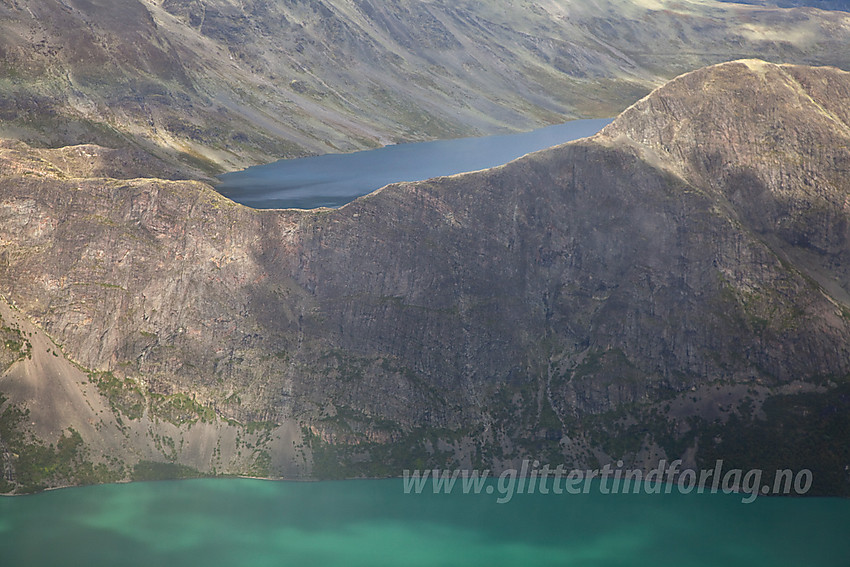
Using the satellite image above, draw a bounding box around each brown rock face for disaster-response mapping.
[1,60,849,493]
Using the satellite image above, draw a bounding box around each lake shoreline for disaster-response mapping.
[215,118,613,210]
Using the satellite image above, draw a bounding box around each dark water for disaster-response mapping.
[216,119,612,209]
[1,478,848,566]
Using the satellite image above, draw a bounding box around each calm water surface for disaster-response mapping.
[1,478,848,566]
[216,119,612,209]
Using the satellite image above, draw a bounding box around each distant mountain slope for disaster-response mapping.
[2,0,850,175]
[716,0,849,11]
[1,60,849,494]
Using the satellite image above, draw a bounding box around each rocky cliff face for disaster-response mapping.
[1,60,849,494]
[2,0,850,174]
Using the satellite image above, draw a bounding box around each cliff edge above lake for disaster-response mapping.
[1,60,849,494]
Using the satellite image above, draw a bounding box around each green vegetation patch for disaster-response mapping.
[303,422,479,480]
[149,392,216,426]
[132,460,203,482]
[88,370,216,425]
[0,322,33,370]
[0,394,124,493]
[695,382,850,496]
[246,450,272,478]
[89,371,145,420]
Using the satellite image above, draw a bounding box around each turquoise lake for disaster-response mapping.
[1,478,848,566]
[216,118,612,209]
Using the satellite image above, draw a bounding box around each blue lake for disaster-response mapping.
[216,119,612,209]
[1,478,849,566]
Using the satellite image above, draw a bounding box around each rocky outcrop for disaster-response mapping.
[1,60,849,493]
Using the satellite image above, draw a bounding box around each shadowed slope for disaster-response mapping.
[1,60,849,492]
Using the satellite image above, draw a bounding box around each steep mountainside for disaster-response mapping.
[717,0,849,10]
[2,0,850,174]
[1,60,849,494]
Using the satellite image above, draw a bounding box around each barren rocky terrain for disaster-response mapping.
[1,59,848,494]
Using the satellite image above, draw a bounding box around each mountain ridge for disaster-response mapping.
[1,59,849,494]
